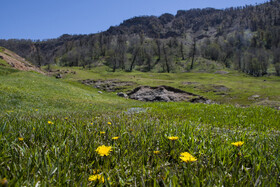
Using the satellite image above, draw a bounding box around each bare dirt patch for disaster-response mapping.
[0,48,44,74]
[47,69,76,78]
[126,85,212,103]
[82,79,136,92]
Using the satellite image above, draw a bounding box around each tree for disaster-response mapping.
[189,37,196,70]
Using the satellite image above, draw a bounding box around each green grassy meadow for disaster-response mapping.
[0,66,280,186]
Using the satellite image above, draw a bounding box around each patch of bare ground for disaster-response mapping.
[126,85,212,103]
[81,79,136,92]
[46,69,76,78]
[0,48,44,74]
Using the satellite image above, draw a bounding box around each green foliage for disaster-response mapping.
[0,102,279,186]
[1,1,280,75]
[0,46,5,52]
[0,67,280,185]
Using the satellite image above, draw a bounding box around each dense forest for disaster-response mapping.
[1,0,280,76]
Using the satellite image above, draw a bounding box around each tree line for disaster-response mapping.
[0,0,280,76]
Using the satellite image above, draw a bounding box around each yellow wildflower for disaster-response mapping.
[35,109,38,111]
[107,122,112,125]
[153,151,160,154]
[100,131,105,134]
[18,137,24,141]
[65,117,68,120]
[90,122,93,125]
[88,174,104,183]
[48,121,54,125]
[33,127,35,131]
[96,145,112,156]
[180,152,197,163]
[180,152,192,157]
[168,136,179,141]
[112,137,119,140]
[231,141,244,147]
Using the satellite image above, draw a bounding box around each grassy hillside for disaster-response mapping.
[0,66,280,186]
[49,66,280,107]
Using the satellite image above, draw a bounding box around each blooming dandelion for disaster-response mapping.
[96,145,112,156]
[33,127,35,131]
[112,137,119,140]
[231,141,244,147]
[153,151,160,154]
[18,137,24,141]
[180,152,197,163]
[100,131,105,134]
[168,136,179,141]
[107,122,112,125]
[88,174,104,183]
[48,121,54,125]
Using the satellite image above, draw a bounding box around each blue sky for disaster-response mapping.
[0,0,267,40]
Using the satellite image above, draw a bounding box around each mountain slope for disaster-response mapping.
[0,47,44,74]
[0,0,280,75]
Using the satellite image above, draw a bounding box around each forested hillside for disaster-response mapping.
[1,0,280,76]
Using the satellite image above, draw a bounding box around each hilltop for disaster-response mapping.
[0,0,279,76]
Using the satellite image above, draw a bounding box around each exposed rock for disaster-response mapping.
[249,95,260,100]
[117,92,128,98]
[126,85,212,103]
[56,74,62,79]
[81,79,136,92]
[98,91,103,94]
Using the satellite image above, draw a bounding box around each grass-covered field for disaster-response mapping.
[0,66,280,186]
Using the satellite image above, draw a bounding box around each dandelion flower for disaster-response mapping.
[96,145,112,156]
[90,123,93,125]
[180,152,197,163]
[65,117,68,120]
[231,141,244,147]
[180,152,192,157]
[112,137,119,140]
[100,131,105,134]
[48,121,54,125]
[153,151,160,154]
[107,122,112,125]
[168,136,179,141]
[88,174,104,183]
[33,127,35,131]
[18,137,24,141]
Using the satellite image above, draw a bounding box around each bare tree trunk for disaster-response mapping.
[180,42,185,60]
[35,44,42,67]
[162,44,170,73]
[190,38,196,70]
[156,39,161,61]
[129,48,139,72]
